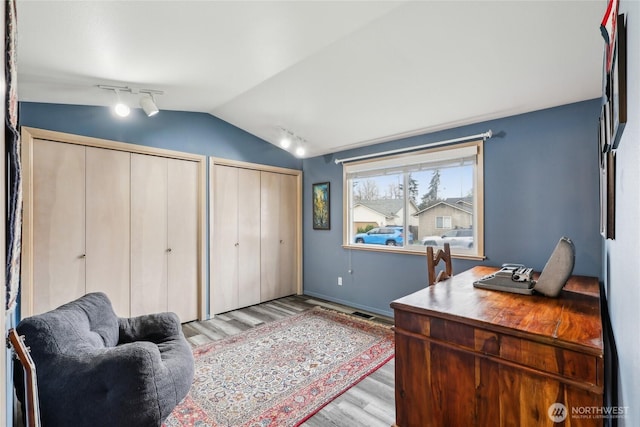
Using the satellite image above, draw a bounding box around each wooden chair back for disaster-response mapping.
[426,243,452,286]
[8,329,41,427]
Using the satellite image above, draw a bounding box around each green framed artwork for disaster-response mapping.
[312,182,330,230]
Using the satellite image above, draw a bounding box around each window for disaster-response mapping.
[344,141,484,258]
[436,216,452,229]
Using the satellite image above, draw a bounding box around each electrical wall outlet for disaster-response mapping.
[337,277,343,286]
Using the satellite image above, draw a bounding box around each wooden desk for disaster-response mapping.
[391,266,604,427]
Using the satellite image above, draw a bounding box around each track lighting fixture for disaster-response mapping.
[295,140,306,157]
[114,99,130,117]
[279,128,293,149]
[111,88,130,117]
[140,94,159,117]
[281,135,292,149]
[279,127,307,158]
[98,84,164,118]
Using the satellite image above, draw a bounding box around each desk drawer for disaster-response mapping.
[395,311,476,350]
[475,330,602,386]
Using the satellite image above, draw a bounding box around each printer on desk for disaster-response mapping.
[473,237,575,297]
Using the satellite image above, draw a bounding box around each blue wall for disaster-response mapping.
[19,99,603,320]
[302,99,602,317]
[19,102,302,170]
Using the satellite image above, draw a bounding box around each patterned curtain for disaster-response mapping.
[5,0,21,313]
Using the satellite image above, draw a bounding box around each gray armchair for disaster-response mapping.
[14,292,194,427]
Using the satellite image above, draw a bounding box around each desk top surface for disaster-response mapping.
[390,266,603,354]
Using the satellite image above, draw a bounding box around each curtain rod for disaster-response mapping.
[334,130,493,165]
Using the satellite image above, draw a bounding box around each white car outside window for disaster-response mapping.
[421,228,474,248]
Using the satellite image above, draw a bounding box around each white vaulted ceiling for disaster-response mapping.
[17,1,605,157]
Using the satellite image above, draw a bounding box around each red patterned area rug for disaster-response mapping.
[163,307,394,427]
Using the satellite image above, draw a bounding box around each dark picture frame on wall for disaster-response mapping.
[600,101,612,156]
[600,149,616,240]
[312,182,330,230]
[606,151,616,239]
[610,14,627,149]
[598,102,615,239]
[599,161,606,238]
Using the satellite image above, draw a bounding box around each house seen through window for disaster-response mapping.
[343,141,484,258]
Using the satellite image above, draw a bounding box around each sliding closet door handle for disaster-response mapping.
[166,248,172,253]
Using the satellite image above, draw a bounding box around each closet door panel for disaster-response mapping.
[279,174,298,296]
[167,158,199,322]
[85,147,131,317]
[238,168,261,307]
[131,154,168,316]
[260,171,281,302]
[211,165,239,314]
[32,139,86,315]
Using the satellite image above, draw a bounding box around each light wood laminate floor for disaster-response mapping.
[182,295,396,427]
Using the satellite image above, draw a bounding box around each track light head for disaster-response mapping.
[114,101,130,117]
[140,94,159,117]
[295,137,307,157]
[114,103,131,117]
[106,87,130,117]
[279,127,294,149]
[295,145,306,157]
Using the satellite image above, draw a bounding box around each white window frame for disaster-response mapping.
[342,140,484,259]
[436,216,452,229]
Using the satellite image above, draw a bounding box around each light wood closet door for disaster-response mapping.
[211,165,239,314]
[237,168,261,307]
[131,154,168,316]
[260,171,297,302]
[32,139,86,315]
[167,158,199,322]
[211,166,261,314]
[260,171,280,302]
[85,147,131,317]
[278,173,298,296]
